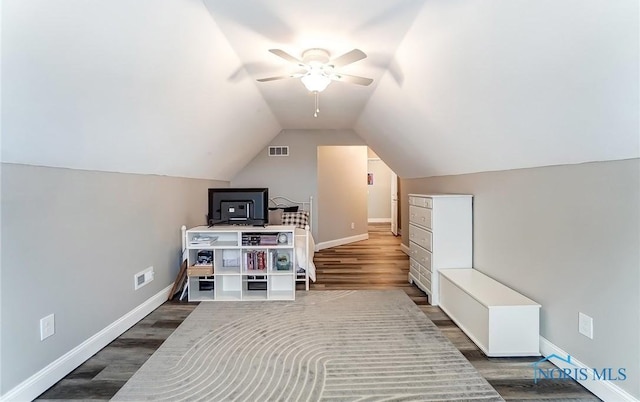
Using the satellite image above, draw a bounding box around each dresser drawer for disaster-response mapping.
[409,244,419,261]
[409,258,420,278]
[420,263,431,278]
[409,196,433,209]
[409,205,432,229]
[421,273,432,291]
[410,256,431,277]
[409,224,432,252]
[413,244,432,270]
[410,258,431,295]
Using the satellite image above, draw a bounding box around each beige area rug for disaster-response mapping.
[112,290,503,401]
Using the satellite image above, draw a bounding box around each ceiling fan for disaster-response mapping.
[257,48,374,117]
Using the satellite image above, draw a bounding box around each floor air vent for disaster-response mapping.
[268,146,289,156]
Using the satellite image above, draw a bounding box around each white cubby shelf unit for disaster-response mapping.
[185,225,297,301]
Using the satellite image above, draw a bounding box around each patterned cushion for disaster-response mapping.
[281,211,309,229]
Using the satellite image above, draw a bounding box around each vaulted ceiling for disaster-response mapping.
[2,0,638,180]
[200,0,425,130]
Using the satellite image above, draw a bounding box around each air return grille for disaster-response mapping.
[134,267,154,290]
[268,146,289,156]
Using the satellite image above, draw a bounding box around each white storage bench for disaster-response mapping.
[439,268,541,357]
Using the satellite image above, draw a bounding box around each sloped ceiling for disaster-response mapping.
[200,0,425,129]
[2,0,638,181]
[2,0,281,180]
[356,0,639,178]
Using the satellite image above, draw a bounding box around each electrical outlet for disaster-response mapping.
[351,222,355,230]
[40,314,55,340]
[579,312,593,339]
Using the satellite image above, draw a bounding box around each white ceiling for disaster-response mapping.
[2,0,638,181]
[200,0,426,129]
[2,0,281,180]
[356,0,639,178]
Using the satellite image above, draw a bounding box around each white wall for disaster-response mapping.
[0,164,226,396]
[231,129,366,241]
[402,158,640,399]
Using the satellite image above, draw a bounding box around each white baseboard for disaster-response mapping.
[315,233,369,251]
[1,285,173,402]
[539,336,638,402]
[401,243,410,256]
[368,218,391,223]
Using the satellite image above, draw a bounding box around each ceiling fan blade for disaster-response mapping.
[330,49,367,68]
[268,49,303,65]
[256,75,296,82]
[331,73,374,86]
[257,71,306,82]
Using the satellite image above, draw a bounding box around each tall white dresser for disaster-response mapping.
[408,194,473,305]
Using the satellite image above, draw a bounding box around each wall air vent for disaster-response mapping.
[268,146,289,156]
[134,266,154,290]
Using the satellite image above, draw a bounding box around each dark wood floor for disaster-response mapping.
[36,223,599,401]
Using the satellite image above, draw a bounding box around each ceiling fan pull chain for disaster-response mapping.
[314,91,319,117]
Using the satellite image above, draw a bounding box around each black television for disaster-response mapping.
[208,188,269,226]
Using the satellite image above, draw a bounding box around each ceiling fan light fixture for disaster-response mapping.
[258,47,373,118]
[301,73,331,92]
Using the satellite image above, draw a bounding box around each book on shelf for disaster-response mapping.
[245,250,267,271]
[260,234,278,245]
[190,235,218,247]
[242,234,261,246]
[241,233,279,246]
[190,242,213,247]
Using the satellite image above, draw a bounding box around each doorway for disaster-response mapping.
[367,149,399,236]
